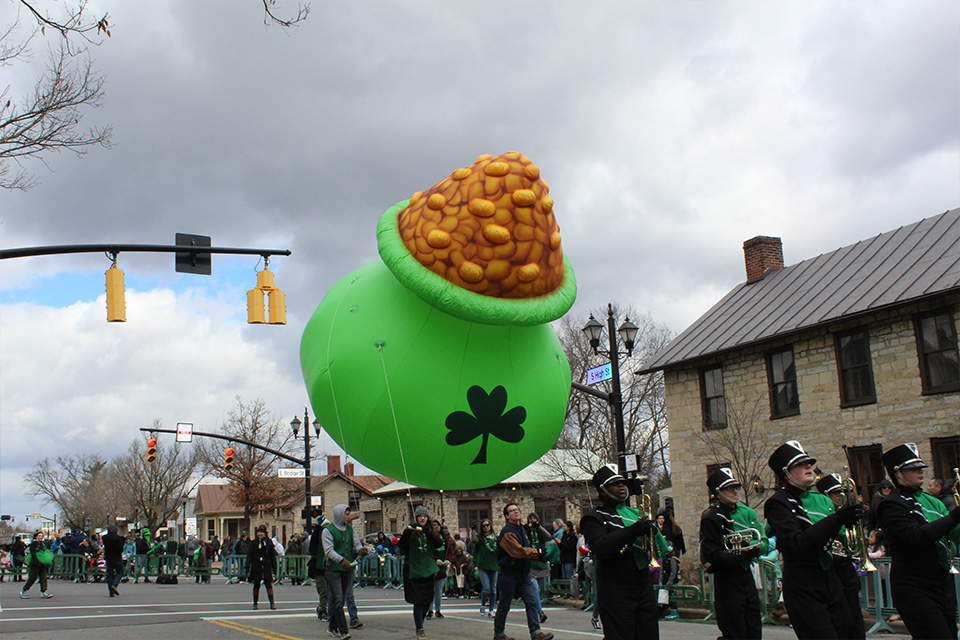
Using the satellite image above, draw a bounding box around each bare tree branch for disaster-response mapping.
[261,0,310,27]
[556,305,674,486]
[2,1,309,190]
[194,397,299,534]
[24,453,114,531]
[114,419,201,534]
[23,421,201,535]
[693,393,785,507]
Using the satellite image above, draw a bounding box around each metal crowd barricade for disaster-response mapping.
[697,566,716,622]
[859,557,960,631]
[277,554,310,583]
[860,558,896,634]
[155,554,184,576]
[222,554,247,583]
[51,553,88,582]
[385,555,404,588]
[757,558,783,625]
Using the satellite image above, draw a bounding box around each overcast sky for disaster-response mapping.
[1,1,957,524]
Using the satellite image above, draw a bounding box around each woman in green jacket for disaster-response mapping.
[398,506,444,639]
[471,519,499,617]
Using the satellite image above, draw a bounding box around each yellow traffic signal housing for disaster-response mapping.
[106,266,126,322]
[247,288,266,324]
[257,269,275,291]
[224,447,234,471]
[146,438,157,463]
[268,289,286,325]
[247,267,285,324]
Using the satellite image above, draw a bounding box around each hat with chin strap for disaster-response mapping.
[815,473,843,495]
[882,443,927,480]
[592,463,626,491]
[707,467,741,495]
[768,440,816,477]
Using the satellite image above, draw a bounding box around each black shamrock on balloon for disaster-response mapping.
[445,385,526,465]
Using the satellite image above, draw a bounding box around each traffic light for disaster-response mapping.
[246,287,266,324]
[106,263,126,322]
[146,438,157,463]
[301,506,321,520]
[268,289,286,325]
[224,447,234,471]
[247,266,286,325]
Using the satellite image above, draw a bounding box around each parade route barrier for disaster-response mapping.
[757,558,784,625]
[0,566,28,580]
[697,566,716,622]
[859,557,960,631]
[355,555,403,588]
[548,578,571,597]
[52,554,89,582]
[221,554,247,583]
[278,554,310,583]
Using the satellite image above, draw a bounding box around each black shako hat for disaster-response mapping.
[592,463,626,491]
[882,443,927,480]
[768,440,816,477]
[815,473,843,495]
[707,468,741,495]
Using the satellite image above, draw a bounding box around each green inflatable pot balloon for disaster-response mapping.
[300,153,576,489]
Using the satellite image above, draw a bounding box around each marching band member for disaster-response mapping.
[875,443,960,639]
[763,441,862,639]
[699,468,771,639]
[814,473,865,639]
[581,464,670,640]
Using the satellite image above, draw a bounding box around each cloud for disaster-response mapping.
[2,0,958,519]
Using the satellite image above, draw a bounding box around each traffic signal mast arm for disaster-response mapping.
[140,427,305,466]
[572,380,610,402]
[0,244,291,260]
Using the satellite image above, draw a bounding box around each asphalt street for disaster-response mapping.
[0,578,912,640]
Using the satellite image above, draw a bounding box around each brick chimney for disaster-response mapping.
[343,462,355,476]
[743,236,784,283]
[327,455,341,474]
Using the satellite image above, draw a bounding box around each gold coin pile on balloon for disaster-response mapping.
[396,152,564,299]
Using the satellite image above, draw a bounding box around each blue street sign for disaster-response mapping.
[587,362,613,385]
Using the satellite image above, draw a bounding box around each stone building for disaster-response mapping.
[194,455,392,544]
[372,449,600,539]
[640,207,960,575]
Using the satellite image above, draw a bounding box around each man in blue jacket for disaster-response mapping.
[493,502,554,640]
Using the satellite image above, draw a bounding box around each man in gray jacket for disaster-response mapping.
[321,505,369,639]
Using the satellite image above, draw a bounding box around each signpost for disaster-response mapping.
[176,422,194,443]
[587,362,613,385]
[278,468,306,478]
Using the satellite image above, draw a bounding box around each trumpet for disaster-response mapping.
[639,494,660,569]
[840,473,876,573]
[723,527,763,554]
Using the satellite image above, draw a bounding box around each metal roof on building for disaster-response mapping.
[640,207,960,373]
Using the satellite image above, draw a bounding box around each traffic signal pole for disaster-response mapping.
[0,243,291,260]
[140,427,305,466]
[1,238,292,323]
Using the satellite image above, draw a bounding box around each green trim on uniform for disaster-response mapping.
[914,490,960,571]
[730,503,771,570]
[800,489,838,571]
[615,502,671,570]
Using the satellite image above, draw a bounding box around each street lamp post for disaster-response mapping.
[290,408,322,530]
[581,303,639,475]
